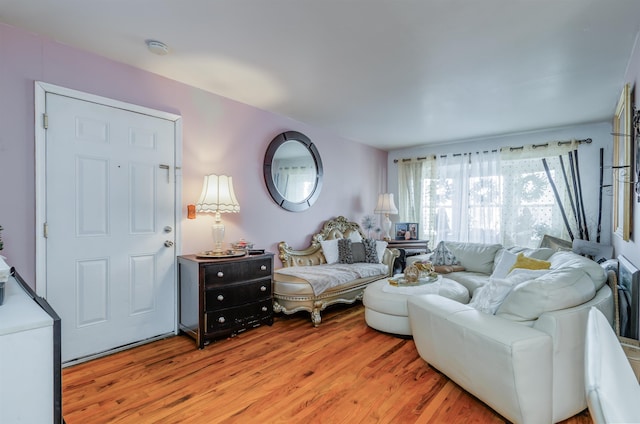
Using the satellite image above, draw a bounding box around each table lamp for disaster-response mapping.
[195,174,240,253]
[374,193,398,241]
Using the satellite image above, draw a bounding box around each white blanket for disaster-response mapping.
[275,263,388,295]
[0,256,10,283]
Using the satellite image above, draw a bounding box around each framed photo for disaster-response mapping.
[395,222,418,240]
[539,234,572,251]
[613,83,633,240]
[618,255,640,340]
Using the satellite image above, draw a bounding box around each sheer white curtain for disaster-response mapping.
[397,158,434,240]
[433,151,501,244]
[396,140,582,249]
[500,141,579,247]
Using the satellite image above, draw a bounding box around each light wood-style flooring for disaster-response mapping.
[62,304,592,423]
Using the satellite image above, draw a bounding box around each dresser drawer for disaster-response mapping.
[203,257,272,285]
[178,253,274,348]
[205,278,272,309]
[205,298,273,335]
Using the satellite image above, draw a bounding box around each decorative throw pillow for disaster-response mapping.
[431,241,460,266]
[509,253,551,272]
[363,238,379,263]
[491,250,518,279]
[375,240,388,264]
[469,270,548,314]
[351,242,367,263]
[348,231,363,243]
[338,238,354,264]
[320,239,340,264]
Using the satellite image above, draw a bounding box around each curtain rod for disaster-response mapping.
[393,138,592,164]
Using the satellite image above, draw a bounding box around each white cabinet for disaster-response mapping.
[0,275,59,423]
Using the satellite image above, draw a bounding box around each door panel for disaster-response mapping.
[45,93,176,363]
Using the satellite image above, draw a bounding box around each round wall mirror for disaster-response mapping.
[263,131,323,212]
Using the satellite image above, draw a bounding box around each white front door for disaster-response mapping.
[43,91,177,363]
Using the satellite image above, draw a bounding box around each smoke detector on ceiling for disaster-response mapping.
[145,40,169,56]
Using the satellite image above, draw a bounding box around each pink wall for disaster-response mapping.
[0,23,388,287]
[613,31,640,269]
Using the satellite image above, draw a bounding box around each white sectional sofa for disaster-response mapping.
[407,241,614,424]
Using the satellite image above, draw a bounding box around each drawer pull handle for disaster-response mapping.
[218,317,226,323]
[217,271,224,278]
[262,306,268,312]
[217,294,224,301]
[260,265,267,271]
[260,286,267,292]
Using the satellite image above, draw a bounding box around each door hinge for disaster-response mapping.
[43,222,49,238]
[43,113,49,129]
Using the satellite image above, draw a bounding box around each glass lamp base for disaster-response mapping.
[212,222,225,253]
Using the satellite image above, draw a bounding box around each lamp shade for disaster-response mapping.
[195,174,240,213]
[374,193,398,215]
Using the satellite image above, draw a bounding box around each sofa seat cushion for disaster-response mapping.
[496,267,596,322]
[444,271,491,296]
[274,263,388,296]
[445,242,503,274]
[549,251,607,291]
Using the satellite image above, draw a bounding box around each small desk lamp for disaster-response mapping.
[374,193,398,241]
[195,174,240,253]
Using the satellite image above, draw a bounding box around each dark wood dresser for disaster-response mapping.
[178,253,274,348]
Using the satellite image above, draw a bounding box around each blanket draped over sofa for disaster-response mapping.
[275,263,388,296]
[273,216,399,326]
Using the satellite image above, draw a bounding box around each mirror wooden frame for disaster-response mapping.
[263,131,323,212]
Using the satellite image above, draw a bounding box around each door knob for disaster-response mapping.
[164,240,174,247]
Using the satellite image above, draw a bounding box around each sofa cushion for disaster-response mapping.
[351,242,367,263]
[496,267,596,322]
[337,238,380,264]
[508,246,555,261]
[338,239,353,263]
[320,239,340,264]
[492,247,555,273]
[445,242,503,274]
[445,271,491,296]
[469,269,551,314]
[548,251,607,291]
[510,253,551,272]
[375,240,388,264]
[491,250,518,279]
[431,241,460,266]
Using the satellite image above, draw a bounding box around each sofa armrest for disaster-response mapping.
[408,295,552,424]
[278,241,326,267]
[381,248,400,277]
[531,284,614,422]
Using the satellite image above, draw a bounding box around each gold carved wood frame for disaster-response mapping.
[613,83,633,241]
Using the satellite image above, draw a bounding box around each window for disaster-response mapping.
[398,141,579,248]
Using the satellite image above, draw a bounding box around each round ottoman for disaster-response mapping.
[363,277,470,336]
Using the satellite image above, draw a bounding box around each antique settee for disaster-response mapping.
[273,216,399,326]
[406,241,615,424]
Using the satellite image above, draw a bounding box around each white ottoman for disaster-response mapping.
[363,276,470,335]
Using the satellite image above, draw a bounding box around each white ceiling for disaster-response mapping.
[1,0,639,150]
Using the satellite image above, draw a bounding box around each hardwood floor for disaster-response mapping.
[62,304,592,423]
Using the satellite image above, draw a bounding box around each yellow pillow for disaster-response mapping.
[509,253,551,272]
